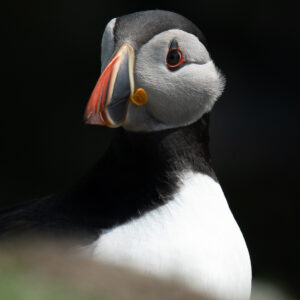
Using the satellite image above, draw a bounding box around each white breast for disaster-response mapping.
[88,171,252,300]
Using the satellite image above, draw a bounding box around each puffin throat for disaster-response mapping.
[113,114,216,182]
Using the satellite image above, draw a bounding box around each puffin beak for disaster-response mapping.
[84,43,136,127]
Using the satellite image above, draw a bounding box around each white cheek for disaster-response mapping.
[127,29,224,131]
[136,59,223,125]
[134,29,224,127]
[180,62,224,111]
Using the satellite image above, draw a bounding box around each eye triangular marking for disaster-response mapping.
[170,39,178,50]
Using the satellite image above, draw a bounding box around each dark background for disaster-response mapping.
[1,0,299,297]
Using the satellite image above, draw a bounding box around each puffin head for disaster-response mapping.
[85,10,225,132]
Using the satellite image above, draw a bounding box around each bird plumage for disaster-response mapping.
[0,10,251,300]
[0,115,213,238]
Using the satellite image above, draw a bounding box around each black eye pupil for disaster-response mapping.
[167,50,181,66]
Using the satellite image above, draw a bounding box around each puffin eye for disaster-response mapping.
[167,50,181,65]
[166,40,185,70]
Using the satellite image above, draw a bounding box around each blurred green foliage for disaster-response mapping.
[0,266,107,300]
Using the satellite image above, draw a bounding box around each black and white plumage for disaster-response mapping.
[0,10,251,300]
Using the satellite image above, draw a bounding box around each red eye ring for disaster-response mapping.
[166,48,185,69]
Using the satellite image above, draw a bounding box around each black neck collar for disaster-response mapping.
[42,114,217,237]
[110,113,216,179]
[0,114,217,241]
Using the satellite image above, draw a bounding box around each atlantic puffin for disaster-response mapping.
[0,10,251,300]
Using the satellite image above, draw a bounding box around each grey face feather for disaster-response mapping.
[100,11,225,132]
